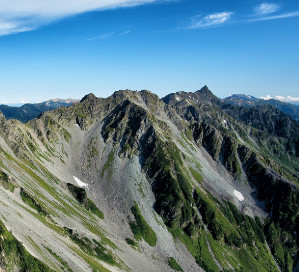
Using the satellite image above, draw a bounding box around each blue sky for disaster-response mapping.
[0,0,299,105]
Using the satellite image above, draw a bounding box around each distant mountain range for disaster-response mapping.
[1,94,298,125]
[222,94,299,122]
[0,98,78,123]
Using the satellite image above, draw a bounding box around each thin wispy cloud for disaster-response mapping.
[188,12,233,29]
[87,30,131,41]
[276,96,299,102]
[254,3,280,15]
[119,30,131,35]
[186,2,299,30]
[0,0,161,36]
[0,20,34,36]
[87,32,115,41]
[250,2,299,22]
[251,11,299,22]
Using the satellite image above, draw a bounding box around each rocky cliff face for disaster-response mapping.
[0,88,298,272]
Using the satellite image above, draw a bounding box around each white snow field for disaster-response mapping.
[73,176,88,188]
[234,190,244,201]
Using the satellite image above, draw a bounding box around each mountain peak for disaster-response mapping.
[80,93,97,103]
[226,94,258,101]
[194,85,220,105]
[197,85,211,94]
[195,85,216,98]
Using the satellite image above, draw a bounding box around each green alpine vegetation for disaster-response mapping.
[129,202,157,246]
[20,188,49,217]
[0,169,16,192]
[125,238,138,247]
[64,227,117,266]
[45,247,73,272]
[0,219,52,271]
[168,257,183,271]
[67,183,104,219]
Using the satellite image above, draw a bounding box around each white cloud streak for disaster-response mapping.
[261,95,272,100]
[119,30,131,35]
[188,12,233,29]
[276,95,299,102]
[254,3,280,15]
[286,96,299,102]
[276,96,285,100]
[186,3,299,31]
[261,95,299,102]
[87,30,131,40]
[87,32,115,41]
[251,11,299,22]
[251,3,299,22]
[0,0,160,36]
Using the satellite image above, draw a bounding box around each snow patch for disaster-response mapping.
[175,96,180,101]
[234,190,244,201]
[223,120,227,124]
[73,176,88,188]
